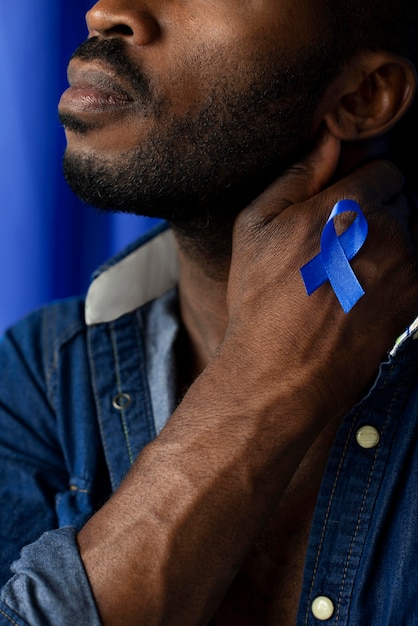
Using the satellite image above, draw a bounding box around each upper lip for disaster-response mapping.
[66,59,134,102]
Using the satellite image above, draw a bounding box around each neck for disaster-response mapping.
[170,135,389,380]
[333,136,390,180]
[172,221,233,378]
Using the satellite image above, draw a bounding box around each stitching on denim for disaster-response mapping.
[0,608,21,626]
[69,485,91,494]
[135,308,157,440]
[333,451,378,624]
[303,415,358,625]
[45,312,84,385]
[42,305,54,389]
[44,305,86,410]
[110,323,134,466]
[334,370,395,624]
[88,328,116,489]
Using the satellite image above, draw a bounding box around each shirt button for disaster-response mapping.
[112,392,133,410]
[356,425,380,449]
[311,596,335,620]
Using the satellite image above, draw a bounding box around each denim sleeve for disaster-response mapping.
[0,527,101,626]
[0,302,104,624]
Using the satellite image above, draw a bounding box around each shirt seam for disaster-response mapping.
[303,363,396,625]
[0,606,24,626]
[88,326,117,490]
[303,414,358,625]
[110,322,135,467]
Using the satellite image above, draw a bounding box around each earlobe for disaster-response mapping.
[324,52,417,141]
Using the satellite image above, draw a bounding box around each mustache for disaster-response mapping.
[70,37,151,101]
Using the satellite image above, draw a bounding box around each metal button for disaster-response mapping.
[112,392,133,410]
[311,596,335,620]
[356,425,380,449]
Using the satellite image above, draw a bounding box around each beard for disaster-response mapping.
[61,37,338,249]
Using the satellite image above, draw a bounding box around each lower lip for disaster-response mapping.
[59,86,133,114]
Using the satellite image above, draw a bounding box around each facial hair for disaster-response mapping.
[61,37,338,245]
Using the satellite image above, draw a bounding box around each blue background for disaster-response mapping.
[0,2,159,334]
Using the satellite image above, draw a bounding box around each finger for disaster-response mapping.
[326,159,405,210]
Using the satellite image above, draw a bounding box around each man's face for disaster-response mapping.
[60,0,336,226]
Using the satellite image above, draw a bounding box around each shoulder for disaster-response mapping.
[2,294,87,346]
[0,296,87,398]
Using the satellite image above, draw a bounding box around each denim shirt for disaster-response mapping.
[1,221,418,625]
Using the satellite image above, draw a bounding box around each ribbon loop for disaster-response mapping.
[300,199,368,314]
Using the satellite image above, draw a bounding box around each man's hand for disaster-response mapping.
[77,132,418,626]
[225,131,418,427]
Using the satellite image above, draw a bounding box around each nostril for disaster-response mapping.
[111,24,134,36]
[86,8,159,46]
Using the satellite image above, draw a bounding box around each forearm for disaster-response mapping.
[79,139,418,624]
[78,342,321,626]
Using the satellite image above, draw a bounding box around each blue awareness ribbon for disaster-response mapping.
[300,199,368,314]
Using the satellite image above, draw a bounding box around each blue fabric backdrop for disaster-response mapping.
[0,2,160,334]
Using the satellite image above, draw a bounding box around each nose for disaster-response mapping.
[86,0,159,46]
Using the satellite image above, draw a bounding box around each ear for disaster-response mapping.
[323,51,417,140]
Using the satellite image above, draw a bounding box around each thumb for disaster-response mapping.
[240,130,341,224]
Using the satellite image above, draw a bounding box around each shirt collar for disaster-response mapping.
[85,223,180,326]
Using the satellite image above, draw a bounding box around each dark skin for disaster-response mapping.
[78,140,418,626]
[57,0,418,624]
